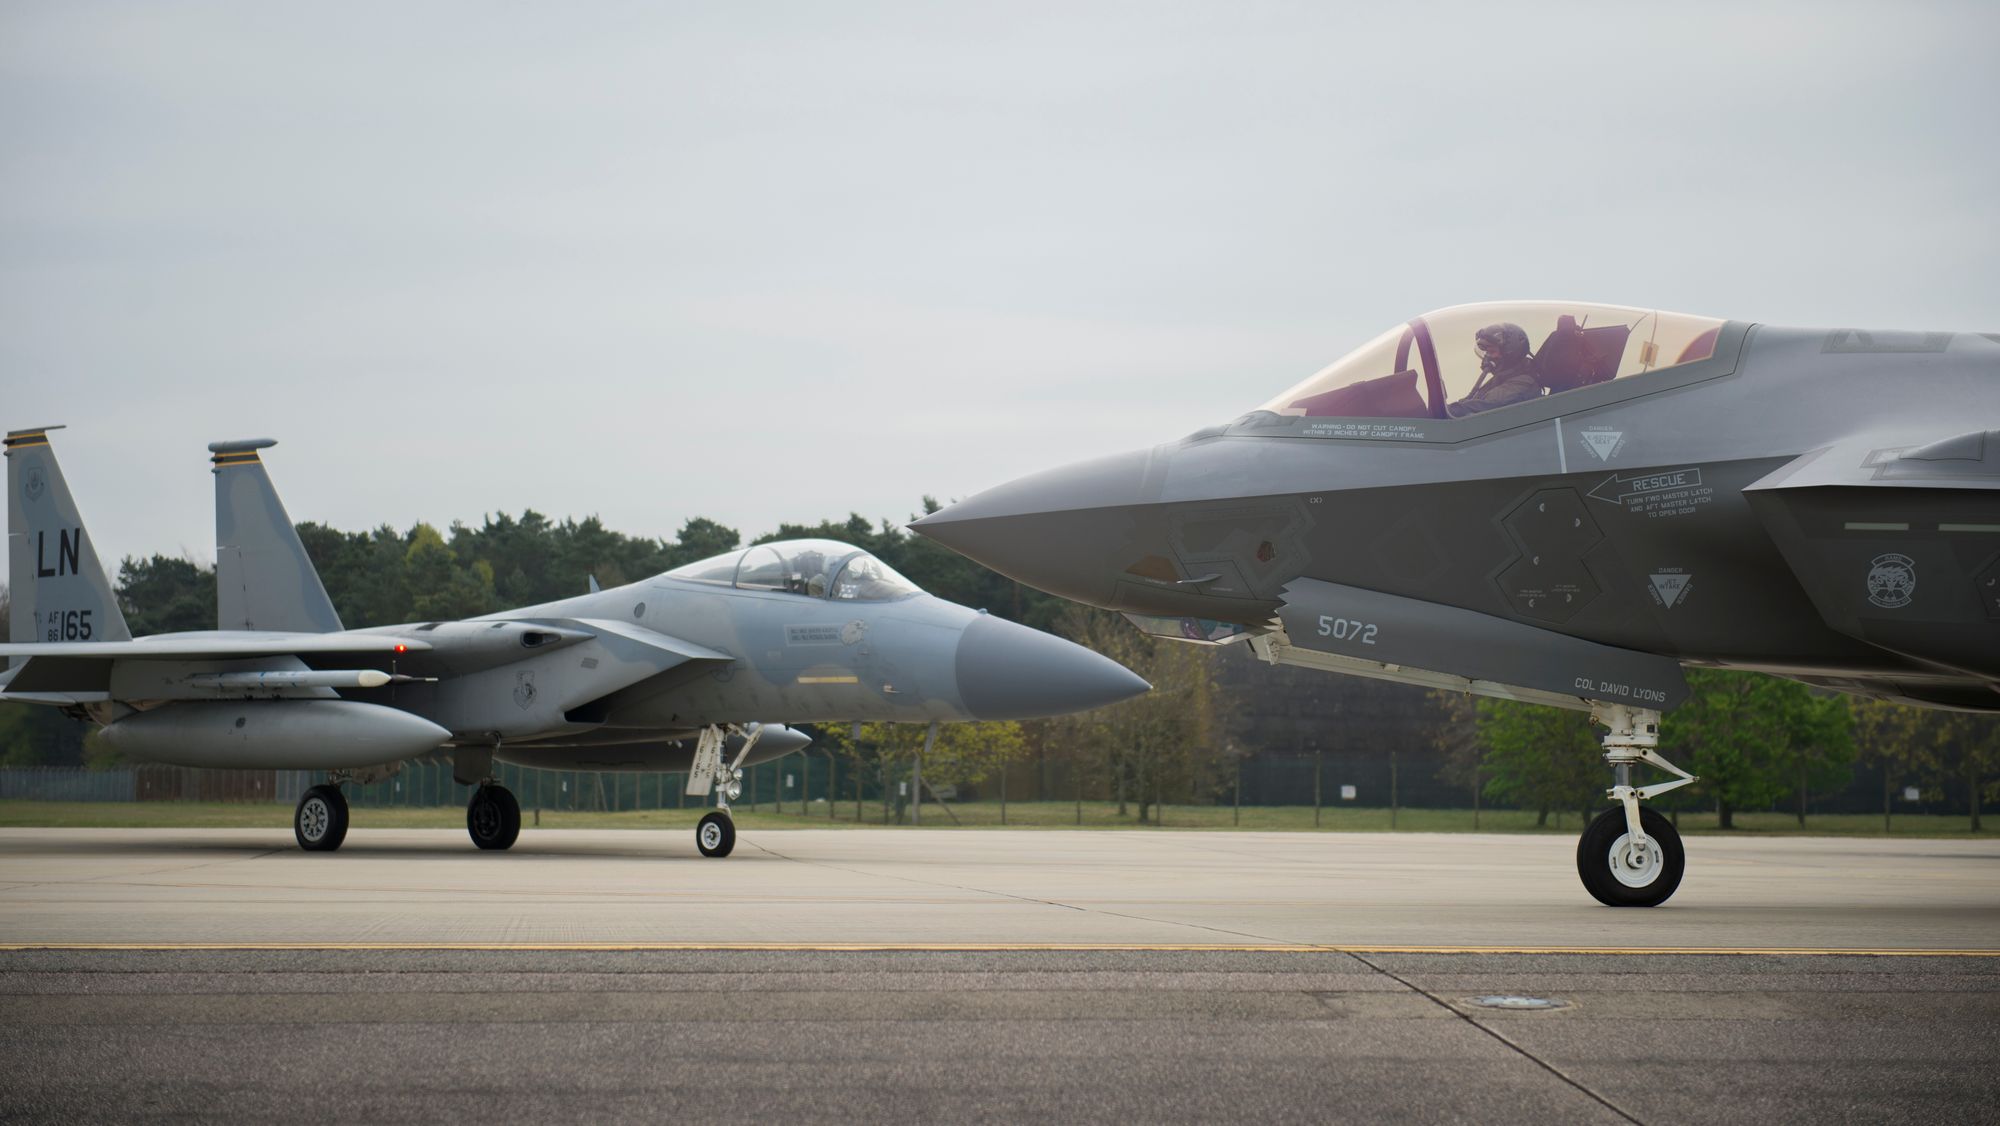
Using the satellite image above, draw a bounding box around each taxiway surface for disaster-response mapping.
[3,829,1996,1123]
[0,826,1995,950]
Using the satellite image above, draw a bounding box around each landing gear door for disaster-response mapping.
[1274,578,1689,711]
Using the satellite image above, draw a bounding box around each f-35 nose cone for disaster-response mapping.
[953,614,1150,720]
[913,448,1159,608]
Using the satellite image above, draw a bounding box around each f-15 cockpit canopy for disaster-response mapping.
[666,539,923,602]
[1255,301,1728,423]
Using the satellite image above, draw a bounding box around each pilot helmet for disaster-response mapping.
[1474,323,1531,373]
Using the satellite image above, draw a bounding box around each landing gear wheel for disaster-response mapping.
[466,784,521,851]
[1577,806,1684,907]
[294,784,349,852]
[696,811,735,858]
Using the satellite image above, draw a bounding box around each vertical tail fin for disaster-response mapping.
[211,439,343,633]
[6,426,133,646]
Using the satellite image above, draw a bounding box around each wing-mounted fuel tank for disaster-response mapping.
[98,699,450,769]
[1746,432,2000,682]
[1259,577,1689,711]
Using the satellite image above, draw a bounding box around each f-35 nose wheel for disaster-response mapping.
[1577,806,1684,907]
[696,811,735,858]
[294,784,349,852]
[1583,704,1696,907]
[467,784,521,851]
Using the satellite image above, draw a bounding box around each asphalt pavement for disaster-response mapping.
[2,827,1995,1122]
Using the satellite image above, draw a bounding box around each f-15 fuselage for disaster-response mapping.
[333,536,1146,769]
[2,430,1147,855]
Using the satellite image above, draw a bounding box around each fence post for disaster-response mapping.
[1314,748,1322,828]
[1390,750,1399,831]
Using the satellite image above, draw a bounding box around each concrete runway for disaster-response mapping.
[3,828,1997,1123]
[1,827,1995,949]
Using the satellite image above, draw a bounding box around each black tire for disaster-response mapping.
[696,811,736,858]
[294,785,349,852]
[467,785,522,851]
[1577,806,1684,907]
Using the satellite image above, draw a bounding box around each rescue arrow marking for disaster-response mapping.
[1588,467,1703,505]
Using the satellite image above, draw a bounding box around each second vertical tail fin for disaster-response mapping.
[211,440,343,633]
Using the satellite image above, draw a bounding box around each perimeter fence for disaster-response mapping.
[0,751,1953,820]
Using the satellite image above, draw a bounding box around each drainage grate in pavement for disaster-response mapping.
[1467,995,1569,1011]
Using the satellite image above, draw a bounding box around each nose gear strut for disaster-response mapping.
[685,723,766,858]
[1580,704,1697,907]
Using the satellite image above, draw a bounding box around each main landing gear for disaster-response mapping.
[294,783,350,852]
[686,723,766,858]
[1578,705,1697,907]
[466,783,522,851]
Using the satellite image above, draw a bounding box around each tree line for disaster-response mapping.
[1,502,1995,828]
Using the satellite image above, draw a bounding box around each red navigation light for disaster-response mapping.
[394,644,408,653]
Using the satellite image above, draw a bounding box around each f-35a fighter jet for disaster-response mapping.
[3,428,1147,857]
[915,300,2000,906]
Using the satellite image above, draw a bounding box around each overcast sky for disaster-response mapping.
[4,1,1996,568]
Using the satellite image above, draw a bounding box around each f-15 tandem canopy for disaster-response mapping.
[666,539,922,602]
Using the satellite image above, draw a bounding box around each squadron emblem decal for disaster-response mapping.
[512,670,538,709]
[1866,553,1916,609]
[22,466,45,503]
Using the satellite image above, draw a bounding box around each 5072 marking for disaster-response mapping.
[1316,615,1376,644]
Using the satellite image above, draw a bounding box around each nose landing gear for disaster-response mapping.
[685,723,764,858]
[1579,704,1696,907]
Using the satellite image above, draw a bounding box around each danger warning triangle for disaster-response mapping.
[1650,573,1691,608]
[1581,430,1624,461]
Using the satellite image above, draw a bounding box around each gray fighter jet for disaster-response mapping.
[913,300,2000,906]
[2,428,1147,857]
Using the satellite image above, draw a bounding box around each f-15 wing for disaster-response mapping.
[0,633,436,705]
[0,634,431,660]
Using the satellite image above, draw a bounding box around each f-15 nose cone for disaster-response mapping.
[954,614,1150,720]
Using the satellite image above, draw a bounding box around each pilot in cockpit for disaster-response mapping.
[784,549,832,598]
[1446,323,1541,418]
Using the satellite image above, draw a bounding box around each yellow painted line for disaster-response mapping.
[795,675,860,685]
[2,942,1996,956]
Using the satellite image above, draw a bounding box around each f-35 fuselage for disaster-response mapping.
[918,310,2000,712]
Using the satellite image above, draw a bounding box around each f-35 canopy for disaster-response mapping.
[666,539,922,602]
[1258,301,1727,422]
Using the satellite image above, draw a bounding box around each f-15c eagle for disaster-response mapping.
[2,429,1147,858]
